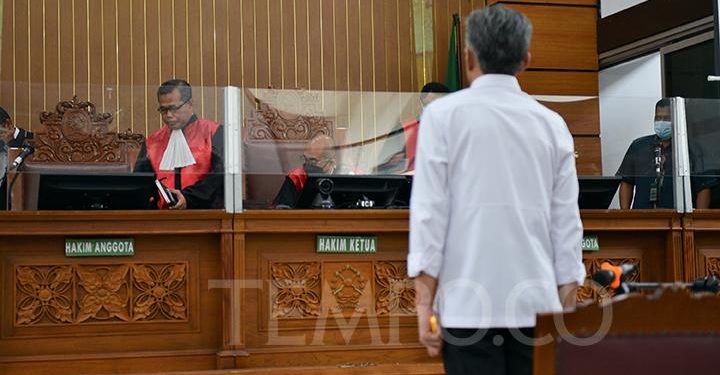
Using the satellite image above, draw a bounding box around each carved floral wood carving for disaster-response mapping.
[706,257,720,279]
[375,262,415,316]
[76,265,130,323]
[577,258,641,303]
[271,262,322,318]
[132,264,188,321]
[15,263,188,326]
[329,264,367,314]
[16,266,74,325]
[245,98,333,141]
[32,97,144,163]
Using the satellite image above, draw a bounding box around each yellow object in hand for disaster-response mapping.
[429,315,438,334]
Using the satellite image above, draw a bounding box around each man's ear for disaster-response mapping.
[464,47,475,71]
[518,52,532,73]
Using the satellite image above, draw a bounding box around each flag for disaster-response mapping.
[445,14,462,92]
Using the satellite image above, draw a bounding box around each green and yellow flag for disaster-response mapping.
[445,14,462,92]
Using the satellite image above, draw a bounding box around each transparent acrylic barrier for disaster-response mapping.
[685,98,720,210]
[1,82,226,211]
[230,88,430,210]
[599,96,682,210]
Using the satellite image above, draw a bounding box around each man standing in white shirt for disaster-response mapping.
[408,5,585,375]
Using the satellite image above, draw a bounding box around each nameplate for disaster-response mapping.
[316,235,377,253]
[65,238,135,257]
[582,234,599,252]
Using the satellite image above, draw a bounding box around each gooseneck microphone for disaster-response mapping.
[11,144,35,170]
[592,262,719,295]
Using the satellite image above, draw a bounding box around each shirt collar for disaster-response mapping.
[469,74,522,92]
[13,128,19,139]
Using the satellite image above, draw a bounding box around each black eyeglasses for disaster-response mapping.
[157,97,191,114]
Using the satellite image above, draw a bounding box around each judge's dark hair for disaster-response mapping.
[420,82,451,101]
[157,79,193,102]
[465,5,532,75]
[0,106,11,125]
[656,98,671,110]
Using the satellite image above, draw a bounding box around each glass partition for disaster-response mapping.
[599,95,682,210]
[230,87,432,210]
[685,98,720,210]
[2,83,227,212]
[0,82,706,213]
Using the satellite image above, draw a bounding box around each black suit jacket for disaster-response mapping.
[1,128,33,210]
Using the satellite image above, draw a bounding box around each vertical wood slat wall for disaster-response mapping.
[0,0,596,137]
[1,0,450,136]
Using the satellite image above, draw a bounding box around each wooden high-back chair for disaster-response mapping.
[8,97,144,210]
[242,91,335,208]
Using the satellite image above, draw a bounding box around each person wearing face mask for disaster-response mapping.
[134,79,224,209]
[616,98,710,209]
[273,134,337,208]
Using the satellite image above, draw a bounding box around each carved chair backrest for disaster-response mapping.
[8,97,145,210]
[242,93,334,207]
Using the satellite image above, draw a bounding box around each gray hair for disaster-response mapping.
[465,5,533,76]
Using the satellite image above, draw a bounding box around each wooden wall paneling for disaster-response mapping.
[276,0,291,89]
[383,0,399,92]
[296,0,310,90]
[321,0,336,91]
[372,0,387,93]
[240,0,255,89]
[540,98,599,135]
[129,0,144,135]
[59,0,75,104]
[518,70,598,96]
[347,0,362,91]
[360,0,375,93]
[489,0,597,6]
[0,2,10,105]
[200,0,217,120]
[500,3,598,71]
[574,136,602,175]
[308,0,323,91]
[13,0,29,130]
[334,0,349,91]
[172,0,189,84]
[116,0,132,133]
[254,0,270,89]
[45,0,60,116]
[398,0,414,92]
[187,0,202,119]
[102,0,119,132]
[29,0,45,127]
[88,0,104,115]
[74,0,89,103]
[146,0,162,132]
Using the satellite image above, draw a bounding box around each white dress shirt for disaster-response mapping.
[408,74,586,328]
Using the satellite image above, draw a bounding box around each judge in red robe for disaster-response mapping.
[375,82,450,174]
[134,79,224,209]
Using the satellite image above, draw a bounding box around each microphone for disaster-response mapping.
[11,144,35,169]
[591,262,638,295]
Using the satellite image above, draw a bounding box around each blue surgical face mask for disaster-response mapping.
[654,120,672,140]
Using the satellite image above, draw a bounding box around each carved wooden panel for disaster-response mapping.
[32,97,144,163]
[328,264,368,314]
[270,262,322,318]
[244,91,333,142]
[577,258,641,303]
[375,261,415,316]
[14,263,188,326]
[76,265,131,323]
[706,257,720,278]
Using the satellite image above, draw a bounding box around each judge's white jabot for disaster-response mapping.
[159,128,196,171]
